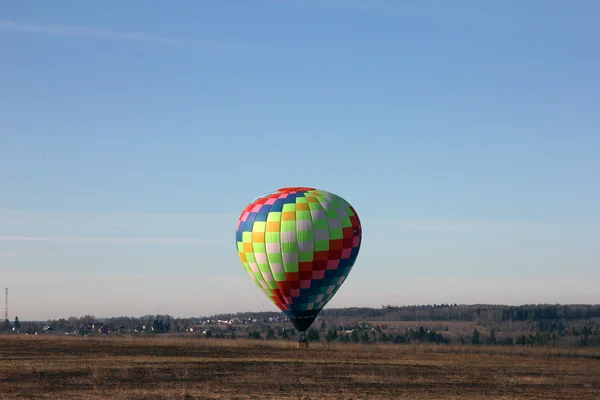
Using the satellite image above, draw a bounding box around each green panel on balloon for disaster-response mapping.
[267,212,281,221]
[282,204,296,212]
[325,209,339,218]
[315,240,329,251]
[267,253,283,264]
[258,263,270,273]
[265,232,280,243]
[267,281,278,290]
[281,221,296,232]
[329,228,343,240]
[313,219,328,230]
[283,262,299,273]
[298,251,313,262]
[308,201,323,210]
[297,230,313,242]
[242,231,252,242]
[296,211,311,221]
[273,272,286,281]
[281,242,298,253]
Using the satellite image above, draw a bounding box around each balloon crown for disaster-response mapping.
[276,187,316,193]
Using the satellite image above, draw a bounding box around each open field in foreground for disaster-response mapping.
[1,336,599,399]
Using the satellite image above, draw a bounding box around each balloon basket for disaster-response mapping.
[297,340,309,349]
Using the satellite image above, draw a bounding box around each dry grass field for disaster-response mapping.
[1,335,599,399]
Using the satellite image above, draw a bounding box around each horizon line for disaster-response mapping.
[13,302,600,322]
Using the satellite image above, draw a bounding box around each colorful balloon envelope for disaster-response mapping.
[235,187,362,332]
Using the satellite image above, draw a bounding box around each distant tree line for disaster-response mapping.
[319,304,600,323]
[4,304,599,348]
[0,316,20,331]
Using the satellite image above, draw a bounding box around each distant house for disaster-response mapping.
[189,325,204,332]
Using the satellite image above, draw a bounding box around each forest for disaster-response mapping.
[3,304,599,348]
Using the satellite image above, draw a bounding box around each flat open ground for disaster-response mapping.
[1,336,599,399]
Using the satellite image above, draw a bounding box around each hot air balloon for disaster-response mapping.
[235,187,362,343]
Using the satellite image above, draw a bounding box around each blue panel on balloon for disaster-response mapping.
[245,212,257,225]
[270,198,286,212]
[254,205,271,222]
[324,268,342,281]
[242,220,254,233]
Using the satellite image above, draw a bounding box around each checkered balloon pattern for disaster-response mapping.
[235,187,362,331]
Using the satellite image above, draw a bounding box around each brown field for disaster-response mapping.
[1,335,599,399]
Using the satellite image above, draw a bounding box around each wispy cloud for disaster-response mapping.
[0,209,236,246]
[0,236,223,244]
[0,209,236,221]
[0,20,186,46]
[367,217,599,232]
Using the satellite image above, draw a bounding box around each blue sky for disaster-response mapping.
[1,1,599,320]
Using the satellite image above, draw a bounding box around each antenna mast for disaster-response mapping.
[4,288,7,321]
